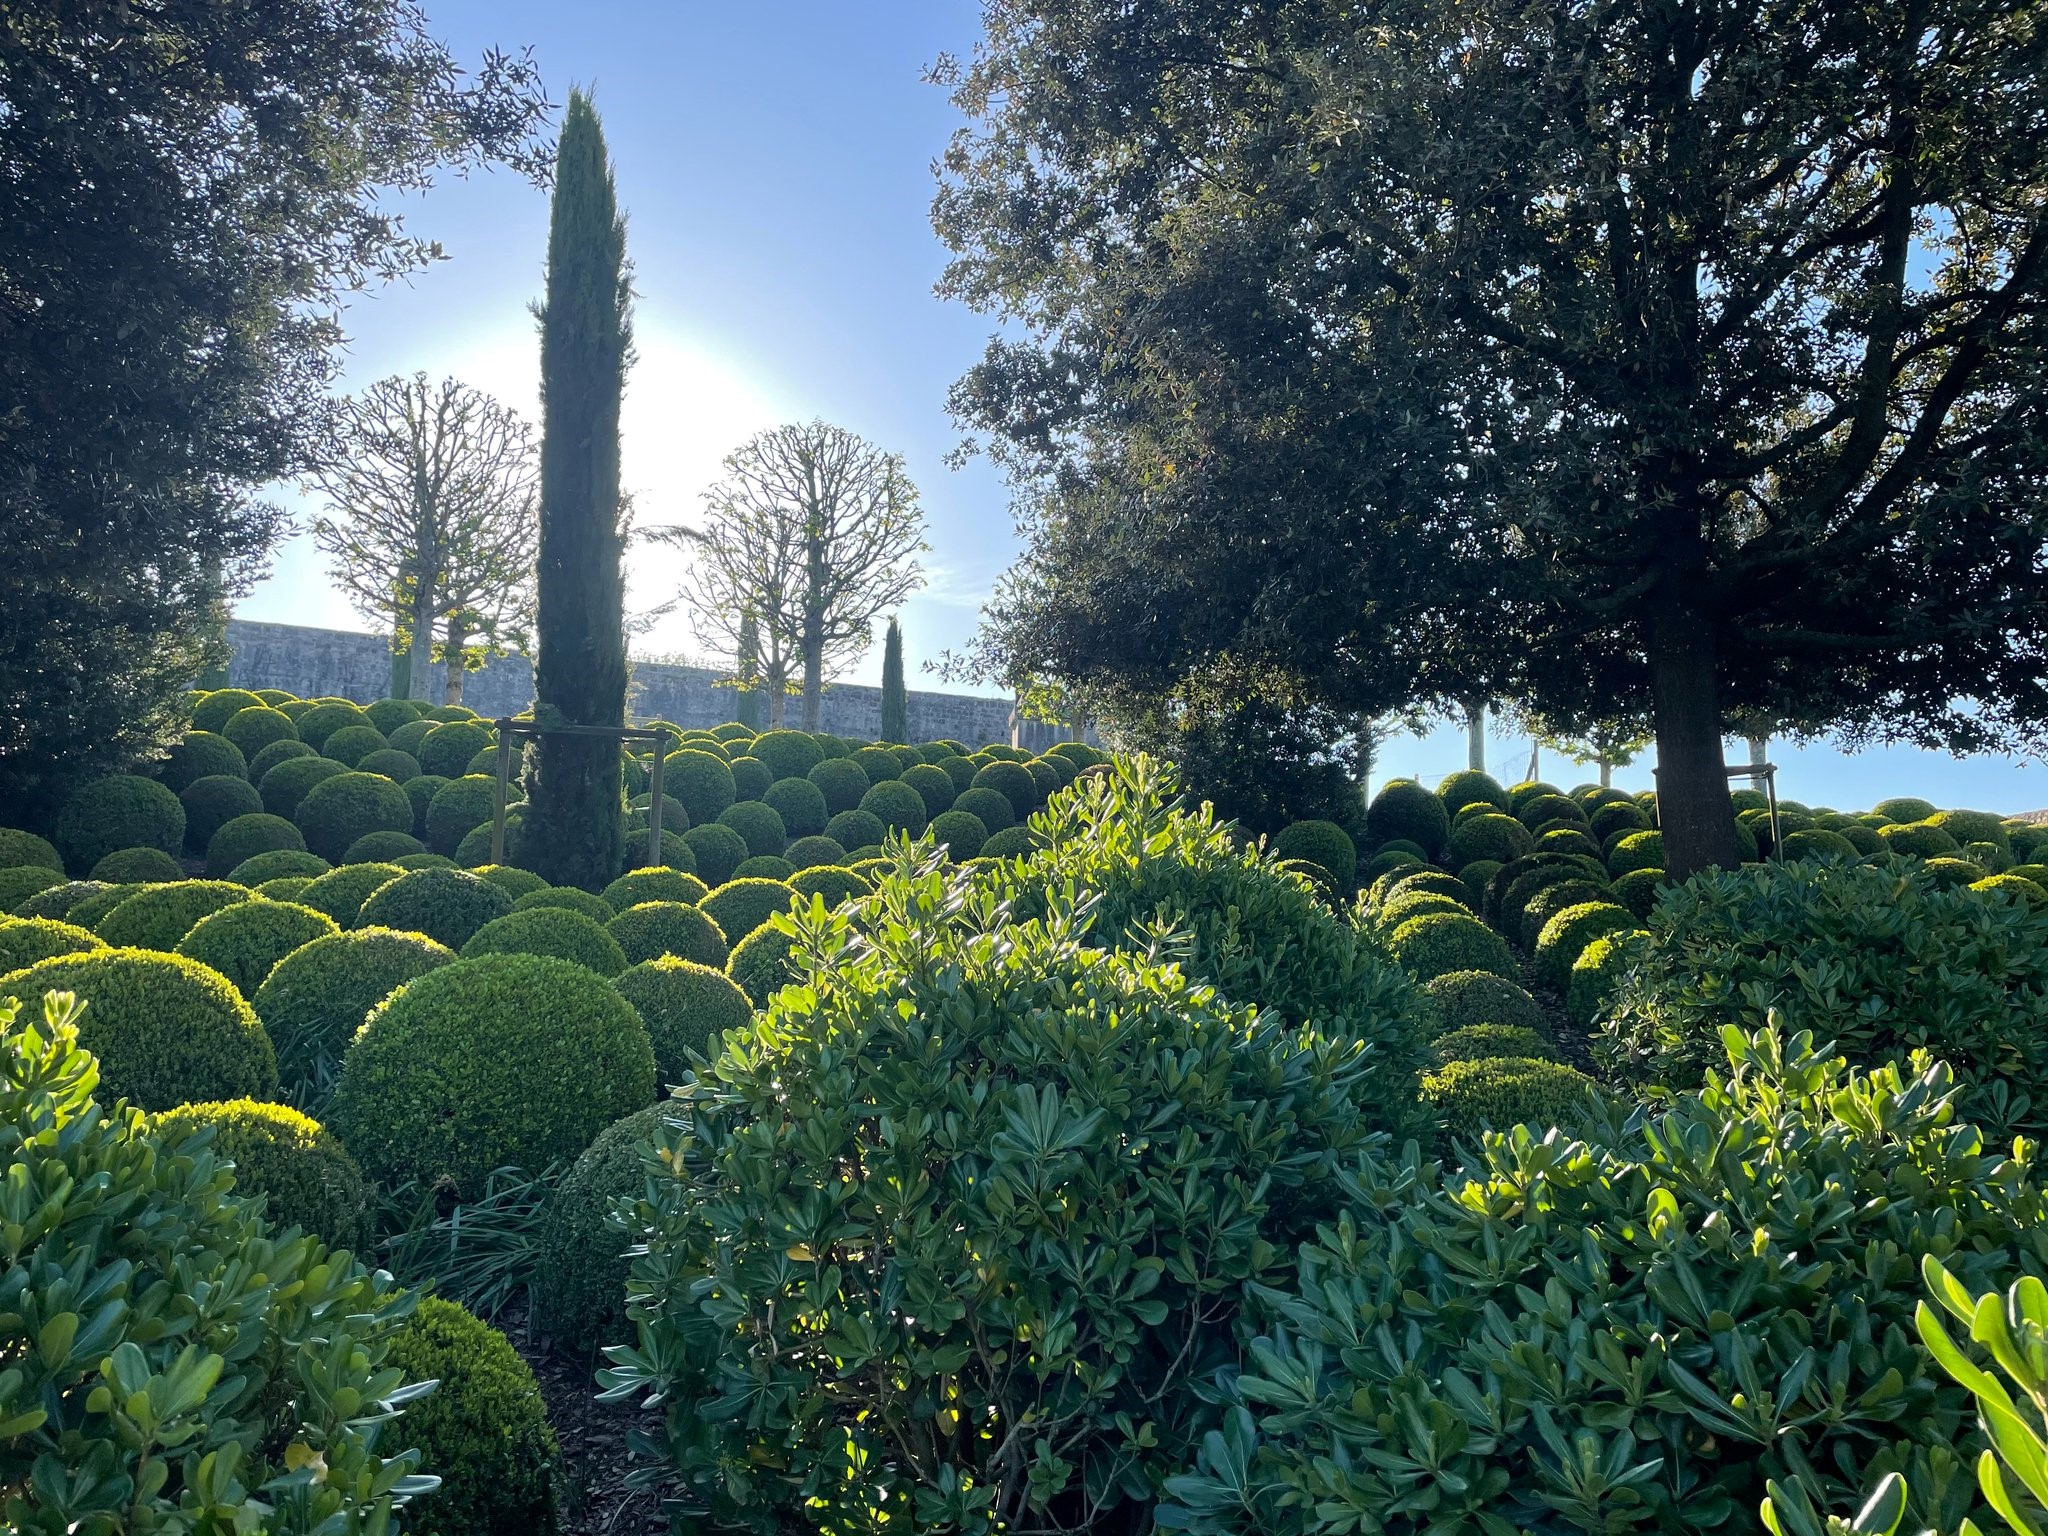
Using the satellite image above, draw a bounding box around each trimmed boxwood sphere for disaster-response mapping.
[969,760,1038,821]
[726,755,771,802]
[727,922,797,1006]
[153,1098,369,1248]
[1422,970,1548,1038]
[825,808,888,850]
[852,745,902,783]
[859,780,929,837]
[0,829,65,874]
[1606,830,1666,876]
[785,835,847,869]
[535,1101,682,1347]
[259,755,348,818]
[948,787,1015,834]
[461,907,628,976]
[1515,793,1586,833]
[1378,890,1469,929]
[226,849,329,886]
[423,704,479,722]
[1272,820,1358,887]
[664,749,738,825]
[252,925,454,1101]
[471,864,547,900]
[1876,820,1962,858]
[1567,929,1644,1030]
[51,884,137,931]
[762,777,830,839]
[1589,799,1651,842]
[788,865,871,908]
[415,719,494,779]
[382,1297,558,1536]
[181,775,265,853]
[1023,759,1062,803]
[1533,901,1638,990]
[683,824,749,888]
[176,898,339,996]
[807,757,871,815]
[97,880,251,950]
[937,755,980,794]
[929,810,989,861]
[255,876,314,902]
[355,866,513,949]
[295,700,374,752]
[344,830,425,863]
[1422,1056,1603,1147]
[1366,780,1451,860]
[1778,827,1861,861]
[206,813,306,879]
[1437,770,1510,817]
[295,771,413,862]
[749,729,823,781]
[981,825,1037,860]
[700,879,796,947]
[401,774,449,837]
[602,867,710,909]
[608,900,729,967]
[462,746,500,778]
[515,886,616,921]
[0,948,277,1108]
[734,854,795,881]
[296,864,404,927]
[0,867,65,911]
[613,957,753,1082]
[898,763,958,820]
[160,732,248,794]
[90,847,184,884]
[248,736,317,784]
[330,953,656,1192]
[717,800,788,858]
[1612,866,1666,920]
[57,776,186,871]
[389,718,435,757]
[190,687,268,735]
[355,747,421,784]
[1388,911,1519,984]
[14,880,112,921]
[425,775,500,856]
[1536,826,1603,861]
[365,697,427,734]
[0,917,106,973]
[1433,1024,1556,1066]
[318,724,388,768]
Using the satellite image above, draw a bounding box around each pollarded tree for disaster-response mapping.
[526,90,633,891]
[308,374,539,704]
[648,481,803,727]
[937,0,2048,877]
[0,1,548,818]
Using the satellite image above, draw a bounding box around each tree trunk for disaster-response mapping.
[1464,700,1486,772]
[766,672,785,729]
[442,616,468,706]
[801,640,822,731]
[1599,754,1613,789]
[1525,741,1540,783]
[389,637,411,701]
[1649,600,1741,877]
[407,568,436,703]
[1745,732,1769,790]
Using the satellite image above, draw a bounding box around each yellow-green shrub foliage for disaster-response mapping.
[727,920,797,1006]
[534,1101,682,1350]
[0,916,106,973]
[1422,970,1548,1038]
[152,1098,370,1249]
[513,885,616,921]
[252,927,454,1105]
[175,897,338,996]
[787,864,871,908]
[95,879,251,950]
[353,866,512,949]
[607,901,728,968]
[0,948,277,1109]
[329,953,655,1193]
[1422,1054,1604,1147]
[298,860,406,926]
[1532,900,1638,990]
[1567,928,1647,1029]
[1388,910,1519,983]
[205,811,306,879]
[612,957,752,1084]
[601,865,710,909]
[1432,1022,1556,1065]
[459,907,629,976]
[699,878,796,948]
[0,828,64,873]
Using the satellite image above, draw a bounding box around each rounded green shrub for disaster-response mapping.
[534,1101,680,1349]
[664,749,738,824]
[1423,1056,1603,1147]
[415,719,494,779]
[1875,820,1961,858]
[733,854,795,881]
[354,747,422,784]
[381,1297,559,1536]
[898,763,958,820]
[1272,820,1359,888]
[677,824,744,887]
[727,922,797,1006]
[96,879,251,950]
[1422,970,1548,1038]
[1873,795,1939,824]
[354,866,512,949]
[253,926,454,1102]
[1777,827,1860,861]
[0,866,64,911]
[176,898,339,996]
[937,754,980,793]
[1433,1023,1556,1066]
[57,775,186,871]
[295,771,413,862]
[1446,813,1534,868]
[1378,890,1469,929]
[1515,793,1586,832]
[0,917,106,972]
[1922,855,1987,889]
[1366,780,1451,860]
[1388,911,1519,984]
[700,878,796,947]
[388,718,435,757]
[1589,799,1651,842]
[330,953,656,1193]
[160,731,248,793]
[206,812,306,879]
[784,834,847,869]
[397,773,447,836]
[319,724,389,769]
[461,907,628,976]
[468,864,544,900]
[980,825,1037,860]
[366,697,427,734]
[342,832,422,865]
[1492,858,1601,934]
[70,884,146,930]
[852,744,903,783]
[608,901,729,968]
[788,865,871,908]
[602,866,710,909]
[14,880,110,921]
[255,876,314,902]
[717,799,788,857]
[152,1098,369,1249]
[1930,808,2011,852]
[296,701,375,753]
[950,786,1016,834]
[1975,872,2048,903]
[1507,780,1566,813]
[461,746,499,778]
[190,686,269,735]
[1567,928,1645,1029]
[275,697,320,723]
[613,957,752,1084]
[0,828,65,874]
[858,779,930,837]
[226,849,330,887]
[749,729,823,781]
[1612,866,1667,919]
[90,846,184,884]
[808,756,871,815]
[969,760,1038,821]
[250,737,321,782]
[423,704,479,723]
[1535,825,1602,861]
[1436,770,1509,817]
[424,775,499,856]
[1533,901,1638,990]
[1606,829,1666,876]
[929,809,989,860]
[297,862,403,927]
[824,808,888,851]
[753,777,826,841]
[1517,878,1613,948]
[259,754,349,819]
[717,756,763,802]
[1023,759,1063,803]
[0,948,277,1108]
[1388,869,1476,907]
[181,774,265,854]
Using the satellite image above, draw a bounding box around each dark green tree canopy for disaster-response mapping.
[937,0,2048,874]
[0,0,550,817]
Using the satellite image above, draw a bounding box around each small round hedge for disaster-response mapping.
[824,808,889,851]
[1566,928,1644,1029]
[612,957,754,1083]
[415,720,494,780]
[0,828,64,874]
[180,775,265,854]
[0,866,64,911]
[852,745,903,784]
[734,854,795,881]
[1612,867,1667,920]
[296,862,403,927]
[1378,891,1470,930]
[608,901,729,967]
[858,780,929,838]
[190,687,268,735]
[252,925,455,1101]
[1606,830,1665,876]
[248,737,317,783]
[788,865,871,908]
[160,731,249,794]
[1588,799,1651,842]
[1423,1056,1603,1149]
[354,867,513,949]
[355,747,422,784]
[1778,827,1861,861]
[225,849,330,887]
[294,771,413,862]
[1388,911,1519,984]
[534,1101,679,1349]
[808,757,871,815]
[726,756,771,802]
[717,800,788,858]
[258,755,349,819]
[388,718,435,757]
[96,880,252,950]
[461,907,628,976]
[761,777,830,839]
[471,864,547,900]
[699,879,796,948]
[1445,812,1533,870]
[665,749,738,825]
[1421,971,1550,1038]
[602,866,710,909]
[365,697,426,734]
[13,880,111,921]
[1975,872,2048,903]
[682,824,749,888]
[1923,856,1988,889]
[1517,879,1613,948]
[255,876,314,902]
[330,952,656,1193]
[176,898,339,997]
[1366,780,1451,860]
[1386,870,1473,907]
[513,886,616,922]
[969,761,1037,822]
[0,917,106,973]
[69,884,146,931]
[206,813,306,880]
[1272,820,1359,888]
[1437,770,1509,817]
[898,763,958,820]
[90,847,185,884]
[952,788,1023,840]
[319,724,389,769]
[295,701,374,753]
[784,834,847,870]
[381,1297,558,1536]
[152,1098,369,1249]
[342,831,424,865]
[929,810,989,861]
[1533,901,1638,990]
[1877,820,1963,858]
[937,754,980,794]
[1433,1024,1556,1066]
[0,948,277,1109]
[402,774,448,834]
[1873,796,1939,823]
[57,776,186,871]
[748,729,822,782]
[727,922,797,1006]
[426,775,499,856]
[981,825,1037,860]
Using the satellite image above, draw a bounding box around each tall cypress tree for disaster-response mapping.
[879,617,908,744]
[526,90,631,890]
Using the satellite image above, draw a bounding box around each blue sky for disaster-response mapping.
[236,0,2048,815]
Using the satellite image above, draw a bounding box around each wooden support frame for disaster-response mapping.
[489,719,680,867]
[1651,760,1780,849]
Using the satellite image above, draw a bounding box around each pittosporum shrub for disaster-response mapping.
[382,1297,559,1536]
[1162,1026,2044,1536]
[354,866,513,950]
[90,846,184,884]
[0,917,105,973]
[95,879,250,950]
[175,897,339,996]
[253,926,455,1105]
[1365,778,1450,859]
[535,1101,681,1350]
[329,953,655,1193]
[1421,969,1548,1038]
[460,907,629,976]
[0,948,278,1108]
[56,775,186,871]
[600,863,1393,1533]
[1599,857,2048,1130]
[611,956,752,1084]
[0,991,429,1534]
[608,901,728,968]
[152,1097,370,1250]
[159,730,248,793]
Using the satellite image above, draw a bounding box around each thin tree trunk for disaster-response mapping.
[801,639,822,731]
[407,569,436,703]
[1599,754,1613,789]
[1649,599,1741,877]
[1745,732,1769,790]
[1525,741,1540,783]
[1465,700,1486,772]
[442,616,468,706]
[767,671,785,729]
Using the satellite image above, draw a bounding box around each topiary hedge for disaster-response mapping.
[699,878,796,948]
[727,921,797,1005]
[1421,969,1548,1038]
[56,775,186,870]
[602,866,710,909]
[0,865,65,912]
[425,774,500,856]
[0,916,106,972]
[717,799,788,858]
[1436,769,1509,817]
[1566,927,1645,1029]
[534,1101,681,1349]
[295,770,414,862]
[189,686,269,734]
[415,719,494,780]
[807,756,871,815]
[259,753,349,818]
[1272,819,1358,888]
[1446,811,1535,869]
[295,700,375,753]
[296,862,403,927]
[928,809,989,861]
[1516,877,1613,948]
[1387,910,1519,983]
[1365,779,1451,860]
[175,897,338,996]
[0,827,65,874]
[354,866,513,949]
[160,730,249,793]
[1422,1055,1605,1148]
[748,729,823,781]
[1432,1022,1556,1066]
[787,864,871,909]
[174,776,265,858]
[248,737,319,784]
[355,747,422,784]
[330,952,656,1193]
[90,846,184,884]
[1877,819,1964,858]
[608,901,729,968]
[858,779,930,837]
[852,744,903,783]
[205,812,306,879]
[665,748,738,825]
[460,907,629,976]
[1532,900,1638,990]
[152,1097,369,1249]
[95,879,250,950]
[0,947,278,1108]
[612,956,752,1084]
[319,724,389,768]
[1606,828,1665,876]
[784,833,848,869]
[253,925,455,1104]
[968,759,1037,822]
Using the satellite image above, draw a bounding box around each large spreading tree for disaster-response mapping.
[937,0,2048,875]
[0,0,549,819]
[525,89,634,891]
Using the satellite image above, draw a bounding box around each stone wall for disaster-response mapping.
[225,620,1088,751]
